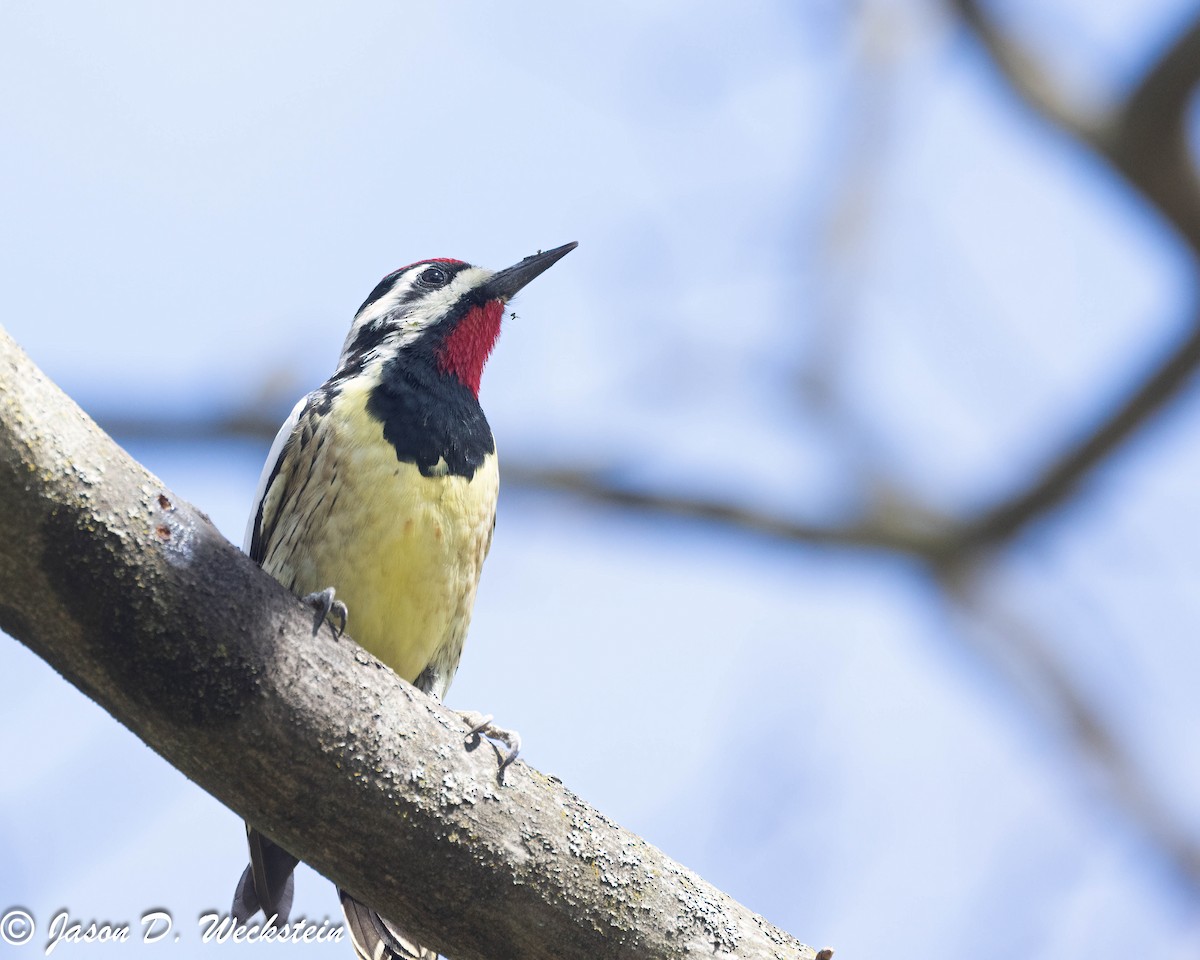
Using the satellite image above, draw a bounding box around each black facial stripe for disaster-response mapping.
[338,319,386,371]
[354,260,473,316]
[339,271,488,381]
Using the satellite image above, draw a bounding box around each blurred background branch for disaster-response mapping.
[8,4,1200,958]
[97,0,1200,902]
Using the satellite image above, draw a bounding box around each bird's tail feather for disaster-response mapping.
[231,826,299,923]
[339,890,437,960]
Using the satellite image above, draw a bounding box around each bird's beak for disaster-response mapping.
[484,241,578,302]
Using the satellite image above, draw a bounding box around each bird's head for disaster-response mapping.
[337,241,577,397]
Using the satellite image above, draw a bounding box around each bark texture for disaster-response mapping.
[0,326,823,960]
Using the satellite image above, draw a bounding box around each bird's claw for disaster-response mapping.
[457,709,521,783]
[302,587,348,638]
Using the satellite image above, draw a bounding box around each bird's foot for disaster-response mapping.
[302,587,348,638]
[457,710,521,783]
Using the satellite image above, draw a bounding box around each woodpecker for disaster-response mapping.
[230,241,578,960]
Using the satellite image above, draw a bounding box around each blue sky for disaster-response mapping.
[3,2,1200,958]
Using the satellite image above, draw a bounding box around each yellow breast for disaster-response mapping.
[257,378,498,693]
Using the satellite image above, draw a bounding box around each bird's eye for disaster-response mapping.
[418,266,449,286]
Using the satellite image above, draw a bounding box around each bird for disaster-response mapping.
[229,241,578,960]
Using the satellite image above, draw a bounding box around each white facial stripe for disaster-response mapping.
[340,265,494,361]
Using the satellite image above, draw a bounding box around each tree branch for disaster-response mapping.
[1109,16,1200,255]
[40,11,1200,928]
[0,326,825,960]
[916,3,1200,558]
[950,0,1111,147]
[95,7,1200,578]
[504,465,942,554]
[945,310,1200,559]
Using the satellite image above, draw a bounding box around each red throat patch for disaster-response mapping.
[436,300,504,396]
